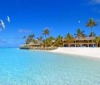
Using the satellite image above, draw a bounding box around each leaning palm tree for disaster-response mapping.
[42,28,49,47]
[86,18,97,46]
[23,35,27,44]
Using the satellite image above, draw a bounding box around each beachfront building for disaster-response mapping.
[63,37,96,47]
[28,42,41,48]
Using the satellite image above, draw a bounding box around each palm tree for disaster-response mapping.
[29,34,35,39]
[45,36,55,47]
[55,35,63,47]
[43,28,49,37]
[23,35,26,39]
[74,28,86,47]
[37,36,43,45]
[23,35,27,44]
[86,18,97,46]
[89,32,96,37]
[37,36,43,41]
[75,28,85,39]
[65,33,74,47]
[43,28,49,47]
[94,37,100,47]
[26,34,35,44]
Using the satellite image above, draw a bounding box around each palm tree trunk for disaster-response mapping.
[99,42,100,47]
[97,42,98,47]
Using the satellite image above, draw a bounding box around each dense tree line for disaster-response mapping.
[23,18,100,47]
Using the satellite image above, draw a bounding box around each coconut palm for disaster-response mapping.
[94,37,100,47]
[89,32,96,37]
[45,36,55,47]
[86,18,97,46]
[65,33,74,47]
[75,28,85,39]
[23,35,26,39]
[55,35,63,47]
[29,34,35,39]
[43,28,49,37]
[23,35,27,44]
[26,34,35,44]
[43,28,49,47]
[36,36,43,45]
[37,36,43,41]
[74,28,86,47]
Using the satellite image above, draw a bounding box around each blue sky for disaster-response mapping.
[0,0,100,47]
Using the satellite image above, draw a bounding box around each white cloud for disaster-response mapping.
[0,39,8,44]
[0,20,5,29]
[7,16,10,23]
[18,29,32,33]
[89,0,100,5]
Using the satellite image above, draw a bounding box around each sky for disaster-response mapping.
[0,0,100,47]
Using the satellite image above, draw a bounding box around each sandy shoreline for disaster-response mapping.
[50,47,100,58]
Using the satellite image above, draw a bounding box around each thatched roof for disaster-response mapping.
[75,37,95,40]
[29,42,40,46]
[62,37,95,41]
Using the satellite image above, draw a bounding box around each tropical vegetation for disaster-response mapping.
[86,18,97,45]
[22,18,100,47]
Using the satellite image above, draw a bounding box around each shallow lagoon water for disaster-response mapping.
[0,48,100,85]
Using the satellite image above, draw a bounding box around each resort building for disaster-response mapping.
[28,42,41,48]
[20,36,100,49]
[63,37,96,47]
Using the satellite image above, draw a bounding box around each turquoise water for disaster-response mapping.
[0,48,100,85]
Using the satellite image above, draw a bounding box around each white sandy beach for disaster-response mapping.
[50,47,100,58]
